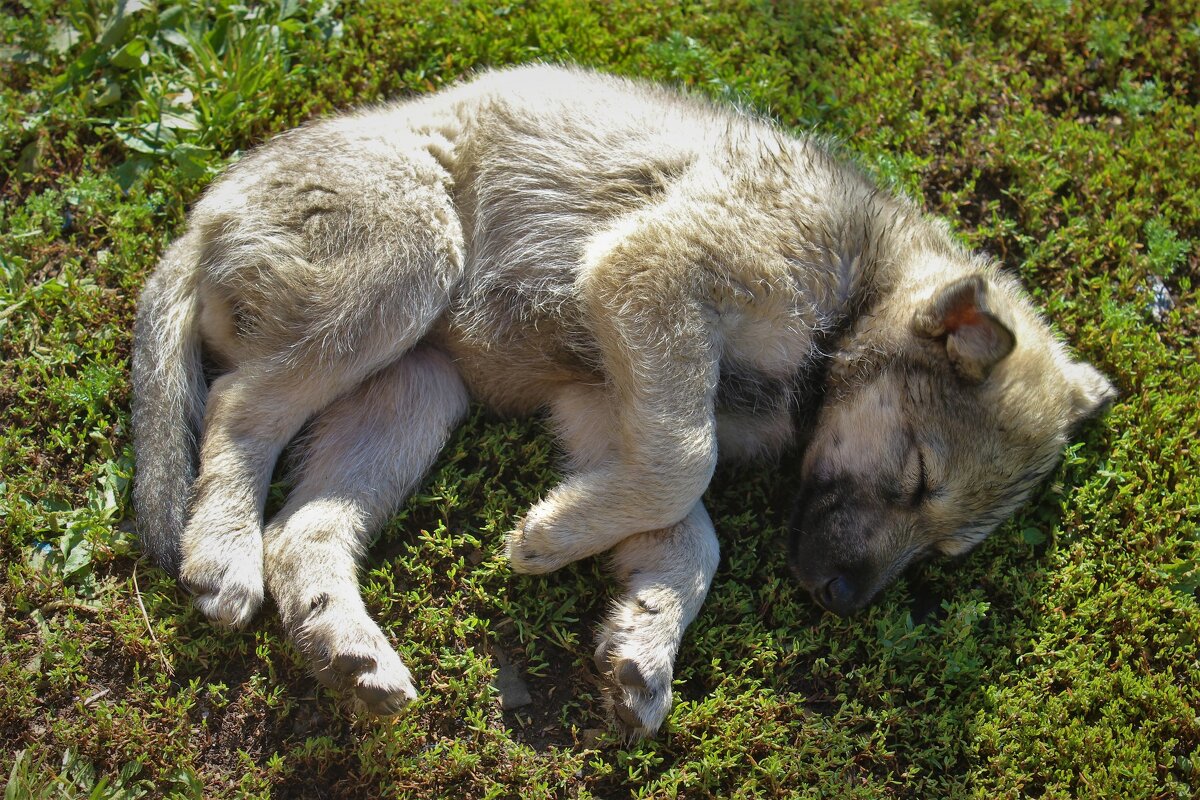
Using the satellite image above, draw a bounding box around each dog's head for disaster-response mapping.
[788,268,1114,616]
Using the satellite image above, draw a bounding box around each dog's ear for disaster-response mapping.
[1062,359,1117,426]
[913,275,1015,382]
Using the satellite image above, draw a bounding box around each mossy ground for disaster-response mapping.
[2,1,1197,797]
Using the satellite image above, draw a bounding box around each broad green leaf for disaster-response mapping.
[158,110,200,131]
[1021,527,1047,546]
[158,28,189,48]
[85,80,122,108]
[59,530,93,579]
[115,130,161,155]
[109,38,147,70]
[113,155,153,192]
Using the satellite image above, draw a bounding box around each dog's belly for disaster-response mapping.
[429,311,601,416]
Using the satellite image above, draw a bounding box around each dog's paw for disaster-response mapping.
[594,637,674,740]
[181,545,264,629]
[594,605,678,739]
[331,645,418,716]
[505,508,571,574]
[301,605,418,715]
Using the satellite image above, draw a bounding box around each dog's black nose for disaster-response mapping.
[817,575,856,616]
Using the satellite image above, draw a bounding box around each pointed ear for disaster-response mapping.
[913,275,1016,382]
[1063,359,1117,426]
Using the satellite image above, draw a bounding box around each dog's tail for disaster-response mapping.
[131,232,207,576]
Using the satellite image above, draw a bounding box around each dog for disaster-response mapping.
[131,64,1114,738]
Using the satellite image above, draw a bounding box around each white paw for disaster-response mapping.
[331,646,418,715]
[181,543,264,629]
[300,602,418,715]
[505,506,570,574]
[594,599,680,739]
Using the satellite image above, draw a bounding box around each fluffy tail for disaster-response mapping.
[131,233,207,576]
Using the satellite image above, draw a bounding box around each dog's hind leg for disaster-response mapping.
[180,337,429,628]
[262,346,469,713]
[593,501,720,738]
[179,167,464,628]
[181,363,353,627]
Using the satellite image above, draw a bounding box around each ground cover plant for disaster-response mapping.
[2,0,1197,797]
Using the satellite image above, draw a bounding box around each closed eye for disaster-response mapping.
[912,449,929,506]
[904,447,929,507]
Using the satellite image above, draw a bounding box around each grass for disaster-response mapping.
[1,0,1197,797]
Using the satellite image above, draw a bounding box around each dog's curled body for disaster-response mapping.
[133,65,1113,737]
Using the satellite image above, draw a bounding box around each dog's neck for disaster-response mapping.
[793,192,915,335]
[798,196,977,398]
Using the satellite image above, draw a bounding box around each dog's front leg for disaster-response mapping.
[506,254,719,573]
[594,501,720,738]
